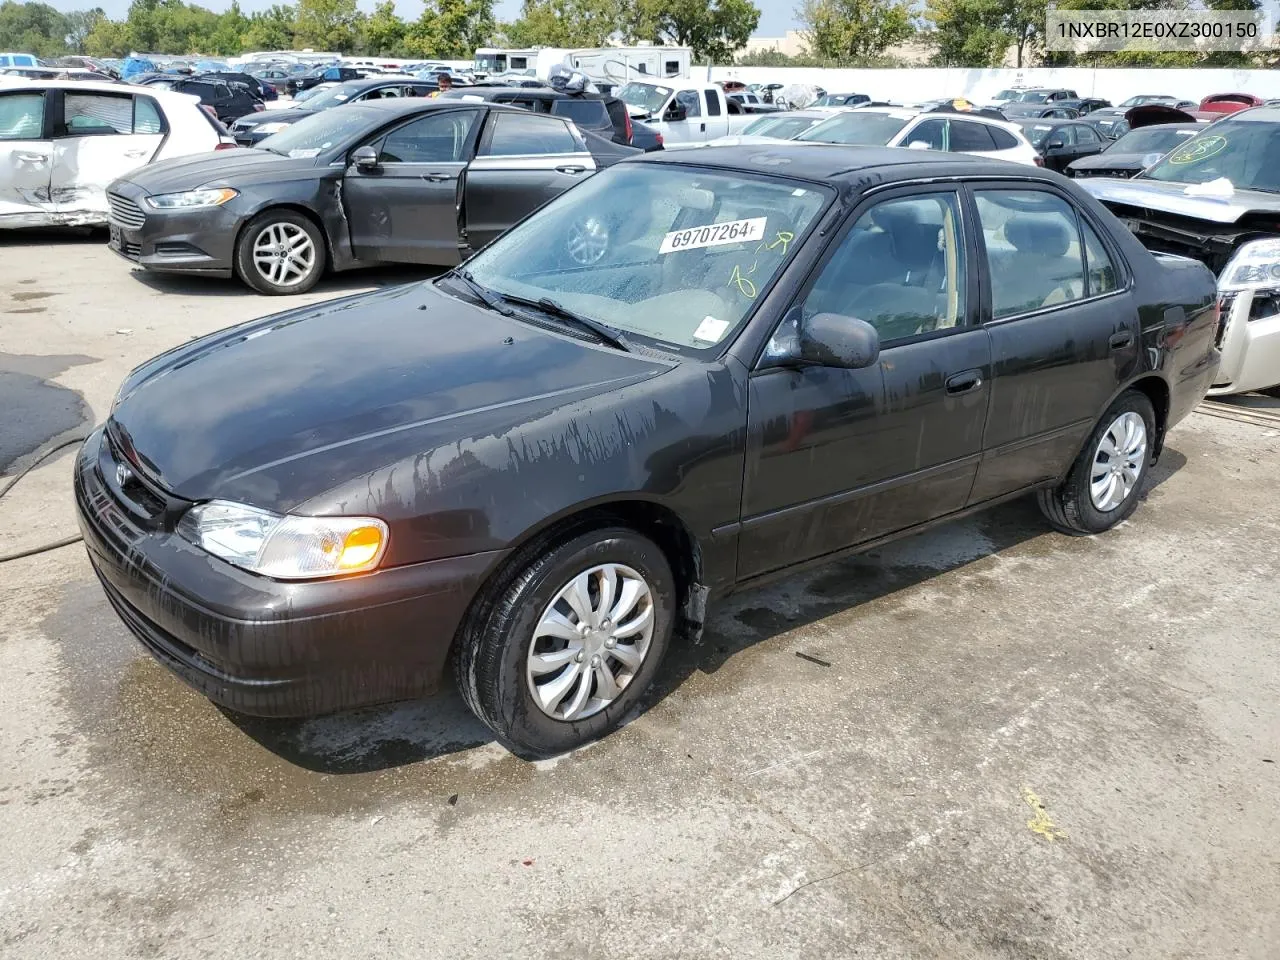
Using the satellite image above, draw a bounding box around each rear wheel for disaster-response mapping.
[453,527,675,757]
[235,210,325,295]
[1037,389,1156,535]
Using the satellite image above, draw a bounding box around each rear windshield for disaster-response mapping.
[552,99,608,125]
[742,115,818,138]
[1143,115,1280,192]
[796,111,908,145]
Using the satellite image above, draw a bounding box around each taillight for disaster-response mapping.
[655,132,663,146]
[253,103,264,111]
[215,140,237,150]
[624,110,633,145]
[1033,155,1045,167]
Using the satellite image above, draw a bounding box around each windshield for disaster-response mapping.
[993,89,1019,100]
[474,53,505,73]
[742,115,818,138]
[1023,124,1055,148]
[1120,95,1172,107]
[458,164,831,352]
[306,81,364,110]
[617,82,671,115]
[796,111,909,145]
[1110,126,1196,155]
[1016,90,1051,103]
[1143,116,1280,192]
[257,108,373,159]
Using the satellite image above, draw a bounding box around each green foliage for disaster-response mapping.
[734,47,907,67]
[797,0,914,61]
[363,0,405,55]
[0,0,71,57]
[627,0,759,62]
[242,5,297,52]
[503,0,623,47]
[83,14,130,55]
[294,0,363,51]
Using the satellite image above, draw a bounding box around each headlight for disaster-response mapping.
[255,121,291,134]
[1218,238,1280,293]
[178,500,388,579]
[146,188,239,210]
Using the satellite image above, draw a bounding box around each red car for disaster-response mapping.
[1197,93,1263,115]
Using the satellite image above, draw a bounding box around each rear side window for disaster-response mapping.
[975,189,1088,318]
[64,93,135,135]
[704,90,722,116]
[0,91,44,140]
[134,97,163,134]
[483,113,578,156]
[1076,125,1099,144]
[988,127,1019,149]
[551,100,607,125]
[1082,221,1117,296]
[949,120,997,151]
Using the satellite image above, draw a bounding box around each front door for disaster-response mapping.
[738,188,992,579]
[342,107,481,265]
[50,90,164,220]
[463,111,594,252]
[967,184,1139,502]
[0,89,53,226]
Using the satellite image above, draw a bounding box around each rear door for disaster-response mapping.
[966,184,1139,502]
[702,88,730,139]
[50,89,164,221]
[0,88,53,226]
[343,107,481,264]
[948,119,1005,159]
[463,111,595,252]
[1073,123,1103,162]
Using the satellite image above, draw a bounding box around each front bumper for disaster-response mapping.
[232,125,274,147]
[1209,290,1280,395]
[106,181,240,278]
[74,427,503,717]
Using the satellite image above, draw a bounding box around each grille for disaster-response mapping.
[107,192,145,229]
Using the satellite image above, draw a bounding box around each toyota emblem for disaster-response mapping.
[115,462,132,486]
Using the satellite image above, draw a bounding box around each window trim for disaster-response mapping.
[754,183,983,371]
[962,180,1133,327]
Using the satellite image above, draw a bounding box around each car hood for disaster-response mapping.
[1078,176,1280,223]
[236,106,314,127]
[109,282,669,511]
[1069,152,1150,171]
[113,148,319,193]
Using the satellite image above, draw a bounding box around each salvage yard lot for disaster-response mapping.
[2,230,1279,959]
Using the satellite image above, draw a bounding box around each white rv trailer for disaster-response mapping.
[472,46,693,84]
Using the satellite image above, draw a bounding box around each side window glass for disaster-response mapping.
[976,190,1087,318]
[1081,220,1117,296]
[949,120,996,151]
[704,90,722,116]
[482,113,576,156]
[134,97,162,134]
[378,111,476,163]
[675,89,701,118]
[0,92,45,140]
[801,192,967,343]
[906,118,946,150]
[1077,125,1098,144]
[215,84,231,98]
[1057,125,1077,146]
[64,93,133,135]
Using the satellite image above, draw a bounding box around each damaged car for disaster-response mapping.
[78,146,1219,755]
[106,98,635,295]
[0,79,233,228]
[1079,106,1280,394]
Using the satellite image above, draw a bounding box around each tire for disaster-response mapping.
[235,209,326,295]
[454,526,676,757]
[1037,389,1156,535]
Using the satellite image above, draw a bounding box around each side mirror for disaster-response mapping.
[1045,137,1066,151]
[798,312,880,369]
[352,145,379,170]
[663,102,687,122]
[907,140,932,150]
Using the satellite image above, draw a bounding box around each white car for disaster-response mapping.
[0,78,233,229]
[791,106,1041,166]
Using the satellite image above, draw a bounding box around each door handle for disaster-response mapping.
[945,369,984,394]
[554,165,585,175]
[425,172,454,182]
[16,153,46,163]
[1109,331,1134,350]
[124,149,149,158]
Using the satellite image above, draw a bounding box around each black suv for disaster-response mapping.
[143,76,264,123]
[230,78,436,145]
[442,86,633,146]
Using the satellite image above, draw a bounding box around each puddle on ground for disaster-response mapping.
[12,291,54,302]
[0,353,97,472]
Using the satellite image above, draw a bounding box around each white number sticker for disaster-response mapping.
[659,217,767,254]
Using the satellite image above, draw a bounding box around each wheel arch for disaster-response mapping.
[234,203,334,275]
[1118,373,1171,459]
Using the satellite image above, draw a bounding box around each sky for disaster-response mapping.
[49,0,801,38]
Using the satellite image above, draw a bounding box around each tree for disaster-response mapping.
[294,0,363,51]
[64,7,106,53]
[925,0,1015,67]
[363,0,405,54]
[797,0,913,61]
[0,0,70,57]
[627,0,759,63]
[406,0,493,58]
[83,13,131,55]
[503,0,623,47]
[242,4,297,51]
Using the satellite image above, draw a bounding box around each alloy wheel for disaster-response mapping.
[252,222,316,288]
[526,563,655,722]
[1090,411,1147,511]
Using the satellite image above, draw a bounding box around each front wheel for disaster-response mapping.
[454,527,675,757]
[1037,389,1156,535]
[235,210,326,295]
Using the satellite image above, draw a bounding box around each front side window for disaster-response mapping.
[459,164,830,352]
[905,118,946,150]
[803,192,968,342]
[378,110,476,163]
[63,93,133,135]
[976,190,1089,318]
[0,92,44,140]
[675,89,701,118]
[483,113,577,156]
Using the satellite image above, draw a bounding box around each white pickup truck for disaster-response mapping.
[616,80,758,148]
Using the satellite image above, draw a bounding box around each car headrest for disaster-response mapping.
[1005,214,1070,257]
[869,203,920,233]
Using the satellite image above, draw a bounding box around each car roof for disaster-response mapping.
[1117,122,1200,133]
[1016,118,1089,127]
[348,98,520,117]
[0,75,203,106]
[638,143,1046,185]
[1208,105,1280,123]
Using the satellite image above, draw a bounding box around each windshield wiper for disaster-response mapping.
[498,293,631,352]
[440,269,517,316]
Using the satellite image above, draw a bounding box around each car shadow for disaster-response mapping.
[0,226,102,246]
[220,448,1187,773]
[129,264,444,299]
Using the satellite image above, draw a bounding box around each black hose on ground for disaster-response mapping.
[0,437,88,564]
